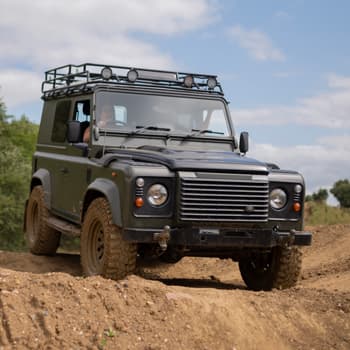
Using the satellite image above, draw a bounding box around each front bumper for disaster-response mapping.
[123,226,312,248]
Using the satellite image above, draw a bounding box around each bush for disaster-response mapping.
[304,201,350,226]
[0,100,38,250]
[331,179,350,208]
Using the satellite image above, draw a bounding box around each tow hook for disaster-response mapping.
[153,225,171,251]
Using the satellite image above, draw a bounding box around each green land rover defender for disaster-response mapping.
[24,63,311,290]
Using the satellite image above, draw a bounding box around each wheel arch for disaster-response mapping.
[82,178,122,227]
[31,169,51,209]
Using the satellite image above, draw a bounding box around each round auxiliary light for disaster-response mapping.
[294,184,303,194]
[136,177,145,187]
[207,77,217,89]
[183,75,193,88]
[147,184,168,206]
[270,188,287,210]
[127,69,138,82]
[101,66,113,80]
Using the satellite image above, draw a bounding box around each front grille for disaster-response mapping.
[179,173,269,222]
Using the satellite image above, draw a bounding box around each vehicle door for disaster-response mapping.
[50,98,92,223]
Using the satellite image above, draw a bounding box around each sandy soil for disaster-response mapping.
[0,224,349,349]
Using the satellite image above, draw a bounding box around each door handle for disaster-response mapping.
[60,167,69,174]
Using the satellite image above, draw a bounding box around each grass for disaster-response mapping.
[304,201,350,226]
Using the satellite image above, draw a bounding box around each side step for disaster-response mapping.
[46,216,81,237]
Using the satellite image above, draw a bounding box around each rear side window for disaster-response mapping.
[74,100,90,122]
[51,100,71,142]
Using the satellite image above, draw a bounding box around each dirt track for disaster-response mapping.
[0,224,349,349]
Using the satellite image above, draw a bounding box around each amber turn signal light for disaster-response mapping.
[135,197,144,208]
[293,202,301,212]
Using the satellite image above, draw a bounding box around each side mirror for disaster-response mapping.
[239,131,249,154]
[67,121,81,143]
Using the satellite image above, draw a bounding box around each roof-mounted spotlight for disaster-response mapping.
[184,75,193,88]
[207,77,217,89]
[127,69,138,82]
[101,66,113,80]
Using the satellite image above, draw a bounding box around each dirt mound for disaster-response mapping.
[0,225,349,349]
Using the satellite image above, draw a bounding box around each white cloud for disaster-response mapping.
[0,70,42,107]
[0,0,217,107]
[249,135,350,195]
[328,74,350,89]
[0,0,217,69]
[228,25,285,62]
[0,0,216,36]
[231,74,350,129]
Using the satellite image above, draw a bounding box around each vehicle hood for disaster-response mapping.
[101,146,268,173]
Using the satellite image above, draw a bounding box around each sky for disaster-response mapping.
[0,0,349,202]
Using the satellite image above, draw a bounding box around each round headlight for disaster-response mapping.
[270,188,287,210]
[147,184,168,206]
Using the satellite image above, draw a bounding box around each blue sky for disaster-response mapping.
[0,0,349,201]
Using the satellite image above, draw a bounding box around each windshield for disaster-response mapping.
[95,91,231,137]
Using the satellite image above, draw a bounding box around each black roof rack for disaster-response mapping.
[42,63,224,98]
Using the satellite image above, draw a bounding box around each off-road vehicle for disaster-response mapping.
[24,63,311,290]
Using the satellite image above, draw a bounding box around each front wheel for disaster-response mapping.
[80,197,137,280]
[238,246,302,291]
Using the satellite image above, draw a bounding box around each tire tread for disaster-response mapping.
[25,186,60,255]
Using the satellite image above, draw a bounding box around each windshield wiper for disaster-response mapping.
[119,125,172,148]
[189,128,225,136]
[177,128,225,145]
[134,125,171,134]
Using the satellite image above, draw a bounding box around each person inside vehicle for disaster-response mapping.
[83,105,114,142]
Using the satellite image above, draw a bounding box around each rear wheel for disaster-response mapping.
[25,186,61,255]
[80,198,137,279]
[238,246,302,291]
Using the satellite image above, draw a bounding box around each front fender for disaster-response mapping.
[31,168,51,209]
[83,178,122,227]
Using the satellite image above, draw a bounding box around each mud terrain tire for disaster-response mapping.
[239,246,302,291]
[25,186,61,255]
[81,197,137,280]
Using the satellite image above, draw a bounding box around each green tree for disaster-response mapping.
[305,188,328,203]
[331,179,350,208]
[305,194,312,202]
[313,188,328,203]
[0,99,38,250]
